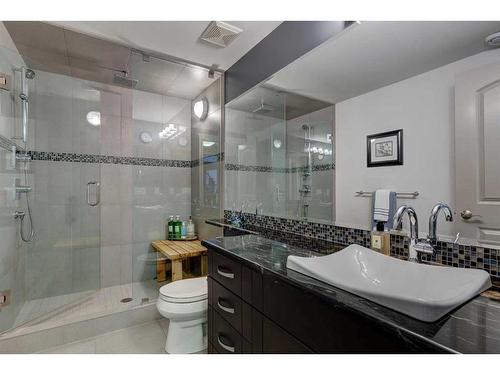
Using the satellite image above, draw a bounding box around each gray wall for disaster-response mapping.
[225,21,352,103]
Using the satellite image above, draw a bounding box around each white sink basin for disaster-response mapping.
[287,244,492,322]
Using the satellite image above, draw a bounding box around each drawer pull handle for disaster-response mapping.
[217,266,235,279]
[217,298,235,314]
[217,334,235,353]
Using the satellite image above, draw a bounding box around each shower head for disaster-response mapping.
[302,124,310,130]
[252,99,274,114]
[25,69,35,80]
[113,71,138,88]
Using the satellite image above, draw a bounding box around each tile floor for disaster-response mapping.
[38,319,169,354]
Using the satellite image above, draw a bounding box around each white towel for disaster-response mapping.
[373,189,392,223]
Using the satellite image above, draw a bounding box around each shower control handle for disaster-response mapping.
[87,181,100,207]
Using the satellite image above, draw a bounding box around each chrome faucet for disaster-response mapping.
[393,205,419,242]
[393,205,433,262]
[428,203,453,243]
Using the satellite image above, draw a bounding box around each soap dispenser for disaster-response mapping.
[187,216,195,238]
[371,221,391,256]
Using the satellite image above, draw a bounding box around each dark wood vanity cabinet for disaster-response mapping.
[207,247,444,354]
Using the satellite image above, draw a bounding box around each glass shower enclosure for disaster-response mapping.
[0,22,222,337]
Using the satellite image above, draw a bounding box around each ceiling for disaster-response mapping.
[226,84,332,120]
[3,21,223,99]
[267,21,500,103]
[49,21,282,70]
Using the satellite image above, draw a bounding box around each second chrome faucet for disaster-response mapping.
[393,203,454,262]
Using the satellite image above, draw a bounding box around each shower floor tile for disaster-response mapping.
[39,320,168,354]
[7,280,162,337]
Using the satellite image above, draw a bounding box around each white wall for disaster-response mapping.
[336,49,500,236]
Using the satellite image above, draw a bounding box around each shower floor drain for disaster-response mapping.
[120,297,133,303]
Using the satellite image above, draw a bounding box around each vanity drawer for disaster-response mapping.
[212,251,242,296]
[212,309,248,354]
[212,279,243,333]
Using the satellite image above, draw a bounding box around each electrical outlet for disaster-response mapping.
[371,234,382,250]
[0,290,11,308]
[0,72,11,91]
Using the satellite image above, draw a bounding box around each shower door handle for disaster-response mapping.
[87,181,100,206]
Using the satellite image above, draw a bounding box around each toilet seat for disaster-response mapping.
[159,276,207,303]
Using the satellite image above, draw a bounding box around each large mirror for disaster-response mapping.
[225,86,334,222]
[224,21,500,244]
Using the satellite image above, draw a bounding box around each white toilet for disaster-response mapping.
[157,276,208,354]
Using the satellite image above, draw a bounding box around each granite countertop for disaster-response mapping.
[205,218,342,254]
[202,233,500,354]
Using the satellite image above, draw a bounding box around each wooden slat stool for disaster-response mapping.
[152,239,208,282]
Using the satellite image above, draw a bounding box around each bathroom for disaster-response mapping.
[1,1,500,372]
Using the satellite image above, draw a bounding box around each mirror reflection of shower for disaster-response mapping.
[13,67,35,242]
[298,124,312,219]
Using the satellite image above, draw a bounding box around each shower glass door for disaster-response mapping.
[18,67,102,328]
[0,51,102,332]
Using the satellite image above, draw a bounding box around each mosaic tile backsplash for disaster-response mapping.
[224,162,335,173]
[224,210,500,282]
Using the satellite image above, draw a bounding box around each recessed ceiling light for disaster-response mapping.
[273,139,282,149]
[86,111,101,126]
[159,123,186,140]
[193,98,208,121]
[203,141,216,147]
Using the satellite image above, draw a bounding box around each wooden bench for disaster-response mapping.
[152,239,208,282]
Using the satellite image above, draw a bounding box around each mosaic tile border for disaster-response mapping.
[223,210,371,247]
[224,162,335,173]
[224,209,500,282]
[191,152,224,168]
[25,150,192,168]
[391,234,499,280]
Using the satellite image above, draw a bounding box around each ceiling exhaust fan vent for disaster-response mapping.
[200,21,243,48]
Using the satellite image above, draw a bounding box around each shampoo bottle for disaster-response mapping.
[181,221,187,239]
[174,215,182,239]
[167,215,174,240]
[187,216,195,238]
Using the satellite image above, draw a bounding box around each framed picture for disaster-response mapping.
[367,129,403,167]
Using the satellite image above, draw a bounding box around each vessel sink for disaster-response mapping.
[286,244,492,322]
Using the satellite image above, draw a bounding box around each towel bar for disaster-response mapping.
[355,191,419,198]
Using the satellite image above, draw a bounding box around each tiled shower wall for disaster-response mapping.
[27,69,192,298]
